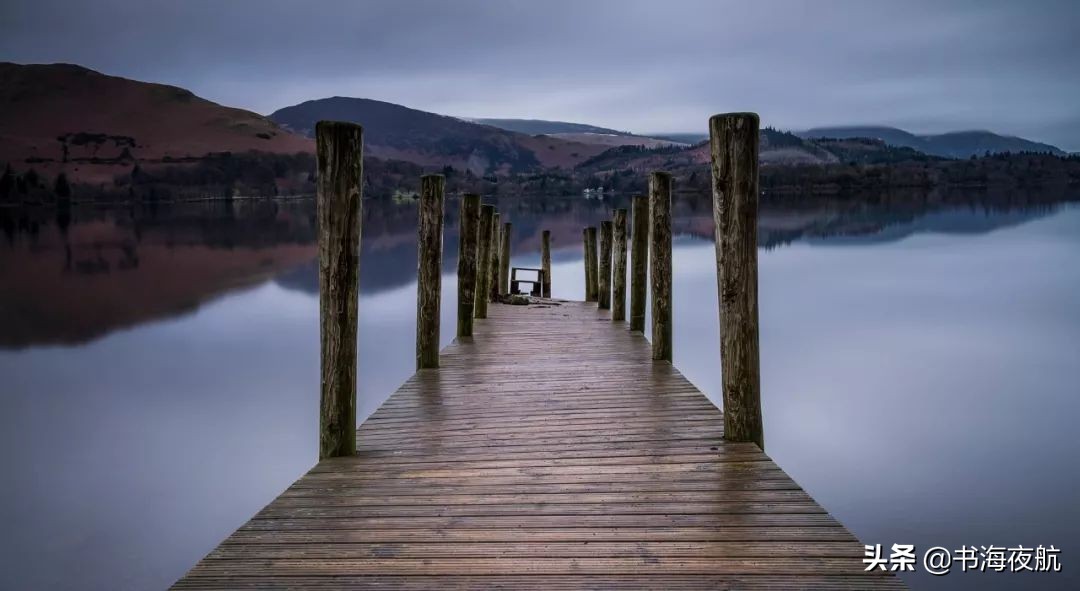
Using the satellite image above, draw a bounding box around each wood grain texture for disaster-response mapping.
[611,210,628,321]
[489,213,501,302]
[456,194,480,338]
[316,120,362,460]
[585,226,598,302]
[650,172,673,362]
[710,113,765,450]
[415,175,444,369]
[174,301,899,590]
[499,222,512,296]
[630,195,649,332]
[541,230,552,298]
[472,205,494,319]
[598,221,613,310]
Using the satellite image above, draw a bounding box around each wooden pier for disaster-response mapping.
[173,301,899,589]
[172,113,902,589]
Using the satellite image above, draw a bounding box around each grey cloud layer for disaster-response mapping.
[2,0,1077,149]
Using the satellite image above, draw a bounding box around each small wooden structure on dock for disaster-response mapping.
[172,114,901,589]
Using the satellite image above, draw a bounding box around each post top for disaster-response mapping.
[709,112,760,123]
[315,120,364,133]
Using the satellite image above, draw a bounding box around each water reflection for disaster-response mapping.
[0,190,1078,590]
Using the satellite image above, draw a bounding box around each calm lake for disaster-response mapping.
[1,191,1077,590]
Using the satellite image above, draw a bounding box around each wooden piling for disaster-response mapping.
[649,172,673,362]
[499,222,512,295]
[456,194,480,338]
[315,120,363,460]
[489,213,500,302]
[415,175,444,369]
[585,226,598,301]
[582,228,593,301]
[612,209,628,321]
[598,221,613,309]
[629,195,648,332]
[541,230,552,298]
[473,205,495,319]
[710,112,765,449]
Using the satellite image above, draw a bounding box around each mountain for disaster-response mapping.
[268,98,608,175]
[798,125,1064,158]
[0,62,312,183]
[472,118,686,149]
[469,118,629,136]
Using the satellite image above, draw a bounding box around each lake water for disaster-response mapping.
[1,191,1077,590]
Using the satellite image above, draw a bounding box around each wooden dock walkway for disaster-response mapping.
[173,301,900,590]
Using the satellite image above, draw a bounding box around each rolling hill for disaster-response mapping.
[798,126,1064,158]
[0,62,312,184]
[472,118,685,149]
[268,98,608,175]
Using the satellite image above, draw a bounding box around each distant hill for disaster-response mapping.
[470,118,629,136]
[0,62,312,184]
[798,125,1064,158]
[269,98,607,175]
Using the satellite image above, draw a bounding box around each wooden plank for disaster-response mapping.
[172,301,900,589]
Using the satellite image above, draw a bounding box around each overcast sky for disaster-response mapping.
[2,0,1078,149]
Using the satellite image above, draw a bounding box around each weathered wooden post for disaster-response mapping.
[582,228,593,301]
[499,222,512,295]
[489,212,501,302]
[598,221,613,309]
[456,193,480,337]
[630,195,648,332]
[650,172,673,362]
[541,230,552,298]
[585,226,598,301]
[612,209,628,321]
[316,120,362,460]
[710,112,764,449]
[474,205,495,319]
[415,175,444,369]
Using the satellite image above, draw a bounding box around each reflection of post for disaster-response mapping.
[316,120,362,460]
[456,194,480,338]
[598,221,613,310]
[499,222,512,296]
[416,175,444,369]
[489,213,501,302]
[541,230,552,298]
[473,205,494,319]
[710,112,764,449]
[649,172,672,362]
[611,209,628,321]
[629,195,648,332]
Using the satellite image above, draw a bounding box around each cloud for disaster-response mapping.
[2,0,1078,149]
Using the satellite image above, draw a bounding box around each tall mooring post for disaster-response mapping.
[415,175,444,369]
[499,222,512,296]
[474,205,495,319]
[489,212,501,302]
[541,230,552,298]
[598,221,613,309]
[650,172,673,362]
[611,209,628,321]
[629,195,648,332]
[710,112,764,449]
[456,194,481,338]
[316,120,362,460]
[584,226,598,302]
